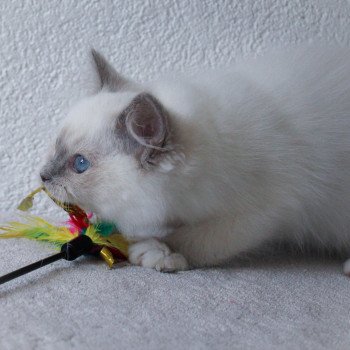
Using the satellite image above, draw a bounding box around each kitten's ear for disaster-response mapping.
[117,93,169,166]
[91,49,129,91]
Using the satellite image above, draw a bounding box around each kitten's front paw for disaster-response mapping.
[343,259,350,276]
[128,239,189,272]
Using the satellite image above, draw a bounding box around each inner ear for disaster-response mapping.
[126,93,167,148]
[118,93,169,165]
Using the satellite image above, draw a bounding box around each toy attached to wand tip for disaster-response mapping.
[0,186,129,285]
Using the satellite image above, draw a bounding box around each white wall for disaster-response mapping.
[0,0,349,216]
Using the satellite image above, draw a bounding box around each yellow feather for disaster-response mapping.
[0,215,128,257]
[0,216,77,244]
[84,225,129,257]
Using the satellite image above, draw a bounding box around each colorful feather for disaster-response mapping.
[0,216,129,259]
[0,187,130,267]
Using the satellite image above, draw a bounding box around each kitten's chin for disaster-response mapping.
[44,184,94,214]
[43,183,70,204]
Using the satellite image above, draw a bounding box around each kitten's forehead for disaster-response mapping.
[61,91,137,145]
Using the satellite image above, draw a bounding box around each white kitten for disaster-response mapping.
[40,45,350,273]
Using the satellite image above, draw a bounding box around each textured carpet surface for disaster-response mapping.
[0,223,349,350]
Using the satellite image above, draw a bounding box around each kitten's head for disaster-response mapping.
[40,50,180,227]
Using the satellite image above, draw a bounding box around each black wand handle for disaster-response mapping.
[0,235,93,286]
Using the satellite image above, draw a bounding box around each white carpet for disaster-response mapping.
[0,215,349,350]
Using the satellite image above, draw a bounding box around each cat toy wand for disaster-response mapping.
[0,186,128,286]
[0,235,93,285]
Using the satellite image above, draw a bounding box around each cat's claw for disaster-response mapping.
[128,239,189,272]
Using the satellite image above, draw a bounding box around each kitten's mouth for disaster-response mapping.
[19,186,90,223]
[42,183,72,205]
[41,180,93,216]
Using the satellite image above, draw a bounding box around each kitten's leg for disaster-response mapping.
[128,238,189,272]
[129,213,275,271]
[165,214,276,267]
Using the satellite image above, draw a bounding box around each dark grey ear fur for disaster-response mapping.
[91,49,128,91]
[116,93,170,167]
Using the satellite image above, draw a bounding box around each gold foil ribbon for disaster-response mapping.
[99,247,115,268]
[17,186,44,211]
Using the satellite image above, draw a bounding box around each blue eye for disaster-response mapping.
[73,155,90,174]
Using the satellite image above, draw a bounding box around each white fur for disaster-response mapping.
[48,44,350,271]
